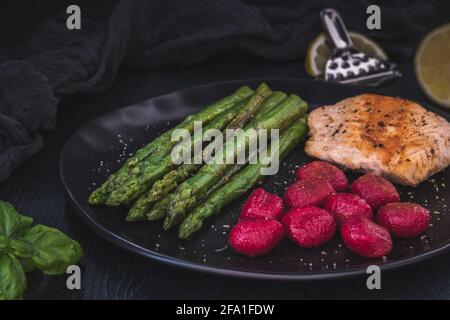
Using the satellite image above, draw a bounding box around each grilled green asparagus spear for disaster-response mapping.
[252,91,287,122]
[225,83,273,129]
[88,86,253,205]
[179,116,308,239]
[164,95,307,229]
[143,165,196,219]
[107,84,271,206]
[128,85,277,220]
[146,194,172,221]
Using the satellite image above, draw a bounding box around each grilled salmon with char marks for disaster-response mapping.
[305,94,450,186]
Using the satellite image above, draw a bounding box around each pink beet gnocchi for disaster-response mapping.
[229,219,284,257]
[376,202,430,239]
[351,173,400,210]
[240,188,284,221]
[341,217,393,258]
[324,193,373,225]
[296,161,348,192]
[281,206,336,248]
[284,178,335,209]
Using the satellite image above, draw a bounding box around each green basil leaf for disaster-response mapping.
[8,239,35,258]
[22,225,83,275]
[0,253,26,300]
[0,201,33,238]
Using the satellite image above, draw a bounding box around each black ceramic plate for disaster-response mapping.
[60,79,450,280]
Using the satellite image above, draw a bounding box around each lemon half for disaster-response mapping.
[415,23,450,108]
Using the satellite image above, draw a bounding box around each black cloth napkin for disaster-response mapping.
[0,0,439,181]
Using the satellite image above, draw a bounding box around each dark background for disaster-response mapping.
[0,0,449,299]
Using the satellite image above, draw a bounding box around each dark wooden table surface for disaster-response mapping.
[1,50,450,299]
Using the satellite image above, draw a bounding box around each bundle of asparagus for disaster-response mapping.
[89,85,254,205]
[88,83,308,238]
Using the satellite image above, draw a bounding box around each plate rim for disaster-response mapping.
[59,78,450,281]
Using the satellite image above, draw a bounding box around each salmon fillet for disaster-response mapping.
[305,94,450,186]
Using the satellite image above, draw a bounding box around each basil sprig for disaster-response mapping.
[0,201,83,300]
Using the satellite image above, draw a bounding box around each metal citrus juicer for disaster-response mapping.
[320,8,401,86]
